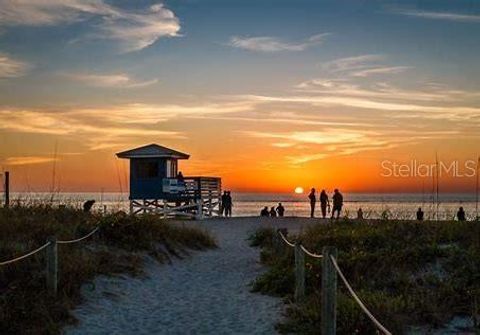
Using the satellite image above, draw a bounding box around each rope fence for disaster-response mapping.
[57,227,99,244]
[300,244,323,258]
[330,255,392,335]
[0,242,51,266]
[275,229,392,335]
[0,225,100,296]
[278,230,295,247]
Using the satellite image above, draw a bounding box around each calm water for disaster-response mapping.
[5,192,480,220]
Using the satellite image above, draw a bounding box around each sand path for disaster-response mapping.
[65,217,309,335]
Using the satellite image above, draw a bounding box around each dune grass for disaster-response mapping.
[0,205,216,335]
[250,219,480,334]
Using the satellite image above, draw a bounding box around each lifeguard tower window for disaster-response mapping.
[137,161,158,179]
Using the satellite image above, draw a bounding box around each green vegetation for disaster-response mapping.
[0,205,216,335]
[250,220,480,334]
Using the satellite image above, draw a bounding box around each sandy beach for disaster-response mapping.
[65,217,313,335]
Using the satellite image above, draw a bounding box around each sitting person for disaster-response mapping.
[260,206,269,217]
[416,207,424,221]
[83,200,95,212]
[357,208,364,220]
[457,207,466,221]
[270,207,277,217]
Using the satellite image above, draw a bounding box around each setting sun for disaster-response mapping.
[294,187,304,194]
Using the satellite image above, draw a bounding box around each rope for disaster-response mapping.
[300,245,323,258]
[0,242,51,266]
[57,227,99,244]
[278,230,295,247]
[329,255,392,335]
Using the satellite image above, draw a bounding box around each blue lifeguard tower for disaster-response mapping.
[116,144,222,218]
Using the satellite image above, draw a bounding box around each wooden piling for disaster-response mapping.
[46,236,58,296]
[294,241,305,302]
[321,246,338,335]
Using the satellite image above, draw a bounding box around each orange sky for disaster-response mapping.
[1,1,480,194]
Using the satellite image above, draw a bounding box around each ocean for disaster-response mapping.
[4,192,480,220]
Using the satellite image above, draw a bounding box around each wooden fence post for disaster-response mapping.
[295,241,305,302]
[4,171,9,208]
[321,246,338,335]
[46,236,58,297]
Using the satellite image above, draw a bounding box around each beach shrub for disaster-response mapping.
[251,219,480,334]
[0,206,216,335]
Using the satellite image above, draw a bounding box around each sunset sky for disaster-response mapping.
[1,0,479,193]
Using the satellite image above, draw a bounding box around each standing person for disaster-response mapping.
[276,203,285,217]
[331,189,344,219]
[416,207,424,221]
[221,191,228,216]
[225,191,233,217]
[457,206,466,221]
[320,190,330,218]
[270,207,277,217]
[308,188,316,218]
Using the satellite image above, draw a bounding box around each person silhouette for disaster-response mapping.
[331,189,343,219]
[320,190,330,218]
[270,207,277,217]
[457,207,466,221]
[416,207,424,221]
[83,200,95,212]
[308,188,316,218]
[260,206,269,217]
[357,208,363,220]
[221,191,228,216]
[276,203,285,217]
[225,191,233,217]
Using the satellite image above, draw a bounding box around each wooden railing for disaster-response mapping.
[163,176,221,200]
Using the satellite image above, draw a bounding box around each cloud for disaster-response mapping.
[229,33,329,52]
[2,156,58,166]
[394,9,480,22]
[321,54,384,73]
[0,101,256,150]
[0,0,112,26]
[242,129,403,164]
[243,129,371,145]
[0,53,31,78]
[97,4,180,52]
[61,72,158,88]
[0,1,180,51]
[351,66,410,77]
[319,54,410,78]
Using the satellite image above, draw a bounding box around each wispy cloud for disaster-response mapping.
[229,33,329,52]
[0,53,31,78]
[394,9,480,22]
[0,101,256,150]
[351,66,410,77]
[321,54,384,73]
[2,156,58,166]
[242,129,402,164]
[320,54,410,78]
[0,1,180,51]
[61,72,158,88]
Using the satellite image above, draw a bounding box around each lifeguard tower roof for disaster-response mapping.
[116,143,190,160]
